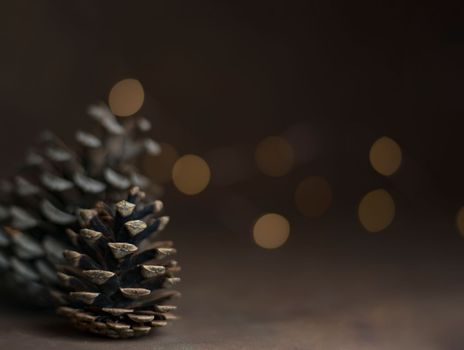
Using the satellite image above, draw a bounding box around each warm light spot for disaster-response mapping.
[108,78,145,117]
[172,154,210,195]
[143,143,179,184]
[255,136,294,177]
[457,207,464,237]
[253,213,290,249]
[358,189,395,232]
[369,137,402,176]
[295,176,332,217]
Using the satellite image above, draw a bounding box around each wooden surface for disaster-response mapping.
[1,223,464,349]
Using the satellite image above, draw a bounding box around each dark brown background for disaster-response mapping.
[0,1,464,348]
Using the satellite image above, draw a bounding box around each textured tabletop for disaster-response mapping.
[1,221,464,350]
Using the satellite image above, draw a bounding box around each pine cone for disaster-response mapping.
[56,187,180,338]
[0,104,161,306]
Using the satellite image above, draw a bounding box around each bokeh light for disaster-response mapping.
[255,136,294,177]
[369,136,402,176]
[457,207,464,237]
[172,154,211,195]
[108,78,145,117]
[253,213,290,249]
[143,143,179,184]
[358,189,395,232]
[295,176,332,218]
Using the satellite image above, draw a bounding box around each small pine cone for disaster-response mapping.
[56,187,180,338]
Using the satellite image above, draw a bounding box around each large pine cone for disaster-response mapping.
[56,187,180,338]
[0,104,161,306]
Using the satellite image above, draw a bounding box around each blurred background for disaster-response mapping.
[1,1,464,348]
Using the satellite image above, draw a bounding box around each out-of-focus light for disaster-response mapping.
[253,213,290,249]
[172,154,210,195]
[255,136,294,177]
[295,176,332,218]
[369,136,402,176]
[108,78,145,117]
[358,189,395,232]
[457,207,464,236]
[143,143,179,184]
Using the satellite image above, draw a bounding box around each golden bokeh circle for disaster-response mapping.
[255,136,294,177]
[369,136,402,176]
[358,189,395,232]
[457,207,464,237]
[172,154,211,195]
[143,143,179,184]
[295,176,332,218]
[253,213,290,249]
[108,78,145,117]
